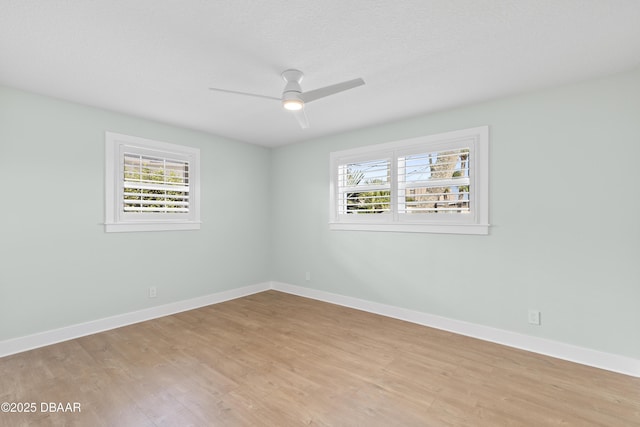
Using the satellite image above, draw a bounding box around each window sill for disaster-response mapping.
[105,221,201,233]
[329,222,489,235]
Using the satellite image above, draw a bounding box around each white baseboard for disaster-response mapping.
[0,282,270,358]
[3,280,638,378]
[270,281,640,378]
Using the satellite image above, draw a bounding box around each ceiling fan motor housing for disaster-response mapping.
[281,69,304,110]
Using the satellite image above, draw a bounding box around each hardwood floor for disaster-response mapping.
[1,290,639,426]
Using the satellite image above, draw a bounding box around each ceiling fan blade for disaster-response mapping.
[292,107,309,129]
[300,78,365,103]
[208,87,280,101]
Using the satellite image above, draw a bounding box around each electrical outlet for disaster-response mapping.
[528,309,541,325]
[149,286,157,298]
[305,272,311,281]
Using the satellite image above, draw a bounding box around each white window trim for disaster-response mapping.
[105,132,201,233]
[329,126,489,235]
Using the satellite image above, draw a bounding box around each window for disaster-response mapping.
[105,132,200,232]
[330,126,489,234]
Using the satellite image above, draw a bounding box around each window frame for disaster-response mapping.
[329,126,489,235]
[105,132,201,233]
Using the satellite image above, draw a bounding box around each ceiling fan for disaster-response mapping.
[209,69,365,129]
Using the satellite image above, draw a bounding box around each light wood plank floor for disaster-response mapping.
[1,290,639,426]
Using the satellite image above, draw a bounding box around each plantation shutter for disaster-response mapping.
[123,153,190,214]
[398,148,470,214]
[337,158,391,214]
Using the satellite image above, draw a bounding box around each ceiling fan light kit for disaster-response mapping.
[282,99,303,111]
[209,69,365,128]
[282,96,304,111]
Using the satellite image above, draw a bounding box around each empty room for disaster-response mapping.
[1,1,639,426]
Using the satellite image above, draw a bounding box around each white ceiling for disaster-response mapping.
[2,1,639,147]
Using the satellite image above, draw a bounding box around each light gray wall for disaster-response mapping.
[270,68,640,359]
[0,86,271,341]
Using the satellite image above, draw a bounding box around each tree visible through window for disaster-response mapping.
[340,159,391,214]
[123,153,190,214]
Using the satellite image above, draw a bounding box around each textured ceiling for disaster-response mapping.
[1,1,640,147]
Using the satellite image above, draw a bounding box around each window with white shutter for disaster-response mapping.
[338,158,391,215]
[330,126,488,234]
[105,132,200,232]
[123,153,190,214]
[397,147,471,216]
